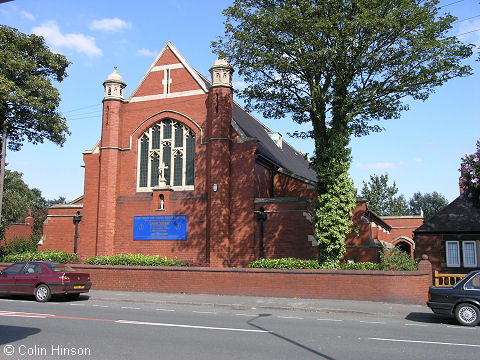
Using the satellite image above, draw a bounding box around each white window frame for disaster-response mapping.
[137,119,195,192]
[446,241,460,268]
[462,241,478,268]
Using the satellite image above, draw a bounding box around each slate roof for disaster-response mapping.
[414,196,480,234]
[232,103,317,183]
[196,70,317,183]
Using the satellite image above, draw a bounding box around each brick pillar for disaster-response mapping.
[206,59,234,267]
[96,100,122,255]
[96,68,126,255]
[25,209,34,227]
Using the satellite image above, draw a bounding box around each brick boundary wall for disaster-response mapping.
[0,260,432,304]
[0,259,432,304]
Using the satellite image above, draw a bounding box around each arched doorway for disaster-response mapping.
[392,236,415,259]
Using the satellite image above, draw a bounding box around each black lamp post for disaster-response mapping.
[72,211,83,254]
[256,207,267,259]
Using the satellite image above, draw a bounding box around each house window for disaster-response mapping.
[446,241,460,268]
[137,119,195,191]
[463,241,478,268]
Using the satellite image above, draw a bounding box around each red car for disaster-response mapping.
[0,262,91,302]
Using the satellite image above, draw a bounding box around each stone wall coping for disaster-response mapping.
[0,262,430,277]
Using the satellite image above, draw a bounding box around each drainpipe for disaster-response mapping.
[256,207,267,259]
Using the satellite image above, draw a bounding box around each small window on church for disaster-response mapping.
[159,194,165,210]
[108,87,111,95]
[137,119,195,191]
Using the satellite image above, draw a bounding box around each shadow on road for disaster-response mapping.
[247,314,336,360]
[0,325,41,346]
[405,312,457,325]
[0,294,90,303]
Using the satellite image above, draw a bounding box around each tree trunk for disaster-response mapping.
[0,129,6,245]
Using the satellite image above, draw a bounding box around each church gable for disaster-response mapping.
[130,42,208,102]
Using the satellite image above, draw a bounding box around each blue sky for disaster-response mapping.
[1,0,479,204]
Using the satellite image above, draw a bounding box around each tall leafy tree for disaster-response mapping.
[212,0,472,263]
[409,191,448,221]
[361,173,408,216]
[0,25,70,230]
[1,169,67,242]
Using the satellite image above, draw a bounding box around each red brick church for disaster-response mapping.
[42,42,422,266]
[42,42,320,266]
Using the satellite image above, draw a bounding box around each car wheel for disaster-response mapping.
[34,284,51,303]
[66,293,80,300]
[455,303,480,326]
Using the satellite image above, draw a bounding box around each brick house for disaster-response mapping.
[344,199,423,263]
[42,42,318,267]
[414,196,480,272]
[41,42,423,267]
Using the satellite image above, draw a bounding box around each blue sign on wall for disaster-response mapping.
[133,215,187,240]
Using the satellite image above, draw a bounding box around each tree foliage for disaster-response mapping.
[1,170,41,235]
[212,0,472,262]
[0,25,70,151]
[314,160,356,263]
[1,170,66,239]
[0,25,70,230]
[409,191,448,221]
[361,173,449,219]
[361,173,408,216]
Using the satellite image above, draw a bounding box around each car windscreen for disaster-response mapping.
[49,264,76,272]
[2,263,25,274]
[464,273,480,290]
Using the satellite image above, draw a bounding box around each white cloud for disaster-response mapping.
[32,21,102,57]
[89,18,132,32]
[414,157,423,165]
[457,19,480,46]
[232,81,247,89]
[21,10,36,21]
[356,161,408,170]
[356,162,396,170]
[136,48,157,57]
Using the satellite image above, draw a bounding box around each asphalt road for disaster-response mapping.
[0,295,479,360]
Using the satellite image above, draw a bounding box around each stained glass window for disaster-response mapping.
[139,135,149,188]
[138,119,195,190]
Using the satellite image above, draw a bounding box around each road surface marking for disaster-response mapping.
[368,337,480,347]
[235,313,256,317]
[192,311,216,314]
[446,325,476,329]
[317,318,343,322]
[360,321,385,324]
[121,306,141,310]
[116,320,272,333]
[156,308,175,312]
[0,311,54,318]
[69,303,84,306]
[277,316,303,320]
[92,305,109,308]
[404,323,428,327]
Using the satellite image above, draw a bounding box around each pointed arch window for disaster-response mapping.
[137,119,195,191]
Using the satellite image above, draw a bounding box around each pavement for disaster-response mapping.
[87,290,430,319]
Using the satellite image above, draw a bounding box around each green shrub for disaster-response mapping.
[0,236,39,257]
[248,252,415,271]
[341,262,380,270]
[248,258,321,269]
[380,248,417,271]
[85,253,186,267]
[2,250,79,263]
